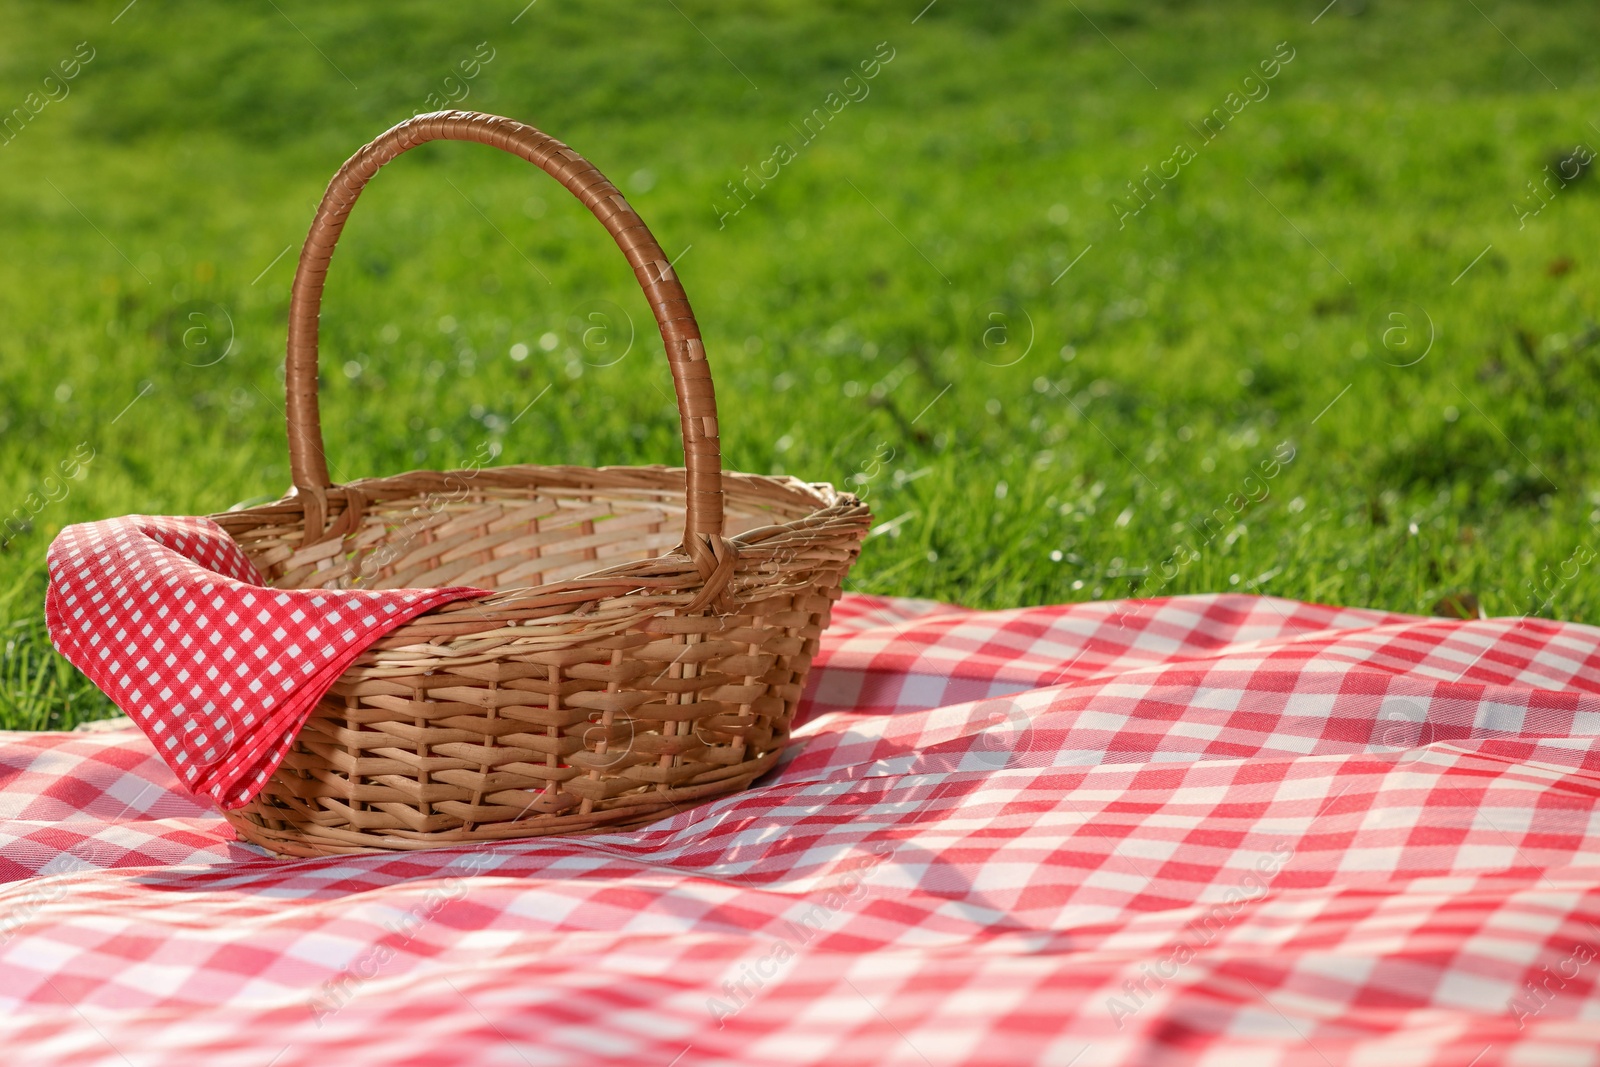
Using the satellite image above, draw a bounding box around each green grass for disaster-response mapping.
[2,0,1599,729]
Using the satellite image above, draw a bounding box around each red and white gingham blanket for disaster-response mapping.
[5,592,1600,1066]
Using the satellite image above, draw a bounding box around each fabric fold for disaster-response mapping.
[44,515,487,808]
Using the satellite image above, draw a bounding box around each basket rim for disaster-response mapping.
[214,464,846,521]
[207,462,870,665]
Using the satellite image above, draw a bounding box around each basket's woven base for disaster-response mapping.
[223,750,783,857]
[212,464,866,856]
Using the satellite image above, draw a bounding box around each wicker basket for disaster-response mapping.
[212,111,870,856]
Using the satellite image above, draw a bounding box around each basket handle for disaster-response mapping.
[284,110,724,548]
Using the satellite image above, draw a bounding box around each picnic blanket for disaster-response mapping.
[5,592,1600,1066]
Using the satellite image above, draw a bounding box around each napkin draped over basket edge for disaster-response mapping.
[45,515,487,809]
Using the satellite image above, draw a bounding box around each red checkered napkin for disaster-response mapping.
[44,515,487,809]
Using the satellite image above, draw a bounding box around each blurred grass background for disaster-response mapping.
[1,0,1599,728]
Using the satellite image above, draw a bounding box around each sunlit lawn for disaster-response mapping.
[2,0,1598,727]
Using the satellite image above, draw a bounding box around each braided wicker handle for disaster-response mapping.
[284,110,724,546]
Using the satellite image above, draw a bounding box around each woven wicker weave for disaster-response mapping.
[214,111,870,856]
